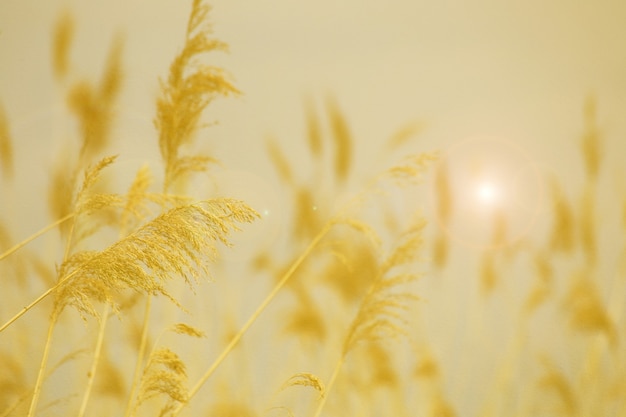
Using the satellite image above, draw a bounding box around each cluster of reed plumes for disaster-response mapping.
[1,1,625,416]
[421,95,626,416]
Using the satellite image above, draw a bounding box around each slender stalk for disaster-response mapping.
[171,223,333,416]
[61,212,77,264]
[27,207,78,417]
[0,220,77,338]
[0,263,85,333]
[77,304,110,417]
[78,213,134,417]
[27,311,58,417]
[312,356,345,417]
[124,296,153,417]
[0,393,27,417]
[0,213,74,262]
[0,286,56,333]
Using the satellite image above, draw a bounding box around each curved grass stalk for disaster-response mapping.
[0,233,86,333]
[27,206,80,417]
[26,311,58,417]
[312,357,345,417]
[0,285,57,333]
[77,303,110,417]
[3,199,250,332]
[171,222,333,416]
[0,393,27,417]
[0,213,76,333]
[78,183,143,417]
[0,213,74,262]
[124,296,153,417]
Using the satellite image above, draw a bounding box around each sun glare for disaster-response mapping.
[432,137,543,249]
[475,181,499,206]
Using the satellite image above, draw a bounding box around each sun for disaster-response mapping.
[475,180,500,206]
[430,137,544,249]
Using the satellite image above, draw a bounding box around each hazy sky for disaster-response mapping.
[1,0,625,244]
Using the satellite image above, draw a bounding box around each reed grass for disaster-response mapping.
[0,1,625,416]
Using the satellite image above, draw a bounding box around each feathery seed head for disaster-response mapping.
[0,104,14,180]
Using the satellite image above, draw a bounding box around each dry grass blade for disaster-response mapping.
[432,159,452,270]
[0,215,61,268]
[377,153,438,188]
[67,38,123,160]
[0,350,27,412]
[173,222,334,417]
[53,199,258,319]
[537,357,578,416]
[48,150,77,233]
[170,323,206,338]
[120,165,153,233]
[47,348,90,378]
[186,0,210,38]
[207,402,257,417]
[321,238,379,303]
[343,217,424,356]
[432,232,449,270]
[284,289,326,343]
[479,251,498,294]
[434,160,453,224]
[48,153,118,247]
[491,209,508,248]
[365,343,398,386]
[326,97,352,182]
[52,11,74,81]
[524,251,553,314]
[100,36,124,103]
[172,155,219,184]
[386,122,425,150]
[312,215,424,417]
[331,217,382,250]
[563,271,615,344]
[293,187,323,240]
[95,349,126,398]
[305,99,323,158]
[266,138,294,185]
[579,184,596,263]
[548,178,575,254]
[265,406,294,417]
[581,96,602,181]
[135,348,189,413]
[70,155,125,248]
[0,348,89,417]
[429,394,457,417]
[380,217,426,274]
[280,373,326,399]
[155,0,238,191]
[1,156,122,330]
[414,347,440,380]
[0,104,13,179]
[342,292,415,356]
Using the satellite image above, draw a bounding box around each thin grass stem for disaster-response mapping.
[0,286,56,333]
[124,296,153,417]
[26,311,58,417]
[172,222,333,416]
[27,207,79,416]
[0,213,74,262]
[0,265,84,333]
[312,356,345,417]
[0,383,33,417]
[77,303,110,417]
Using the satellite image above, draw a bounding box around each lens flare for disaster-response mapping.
[429,136,543,250]
[475,181,499,206]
